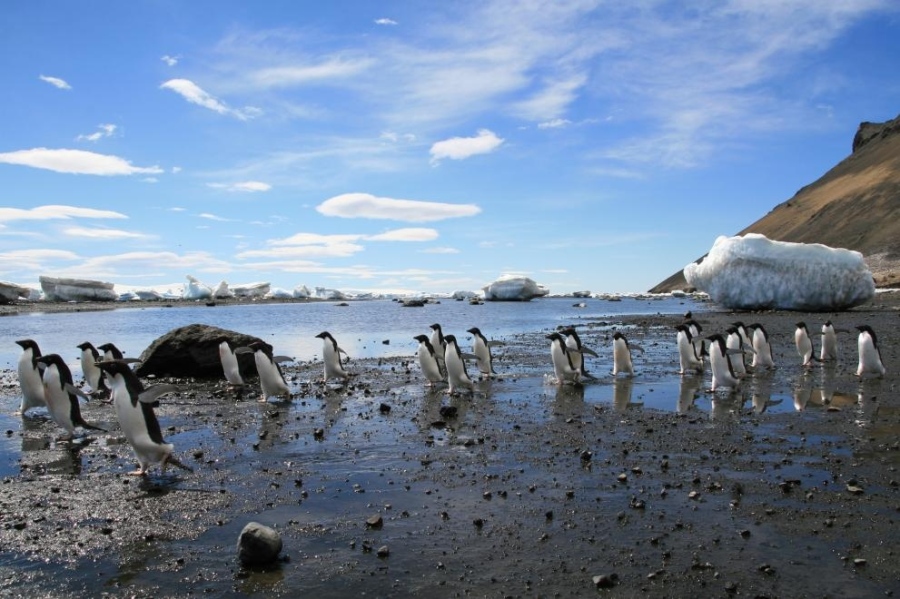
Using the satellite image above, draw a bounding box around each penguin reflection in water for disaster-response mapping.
[96,360,192,476]
[315,331,351,384]
[35,354,105,439]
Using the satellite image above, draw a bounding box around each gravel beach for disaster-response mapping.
[1,294,899,598]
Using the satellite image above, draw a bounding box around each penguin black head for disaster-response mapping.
[856,325,878,345]
[15,339,40,353]
[795,322,808,331]
[315,331,333,340]
[77,341,96,351]
[466,327,482,336]
[613,332,626,342]
[413,334,430,343]
[546,332,564,343]
[443,334,458,345]
[430,323,442,332]
[96,359,137,377]
[97,343,124,359]
[732,321,745,329]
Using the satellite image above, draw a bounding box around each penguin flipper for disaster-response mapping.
[580,346,599,358]
[65,383,92,401]
[630,344,646,355]
[139,384,179,404]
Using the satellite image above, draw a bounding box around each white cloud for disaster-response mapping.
[317,193,481,222]
[161,54,180,66]
[160,78,259,120]
[237,244,363,259]
[367,228,439,242]
[248,59,373,89]
[538,118,571,129]
[421,247,460,254]
[171,166,183,174]
[0,148,162,176]
[429,129,504,164]
[375,18,398,26]
[514,74,587,121]
[77,123,117,142]
[39,75,71,90]
[0,205,127,222]
[271,233,363,246]
[198,213,230,222]
[141,177,158,183]
[62,227,152,240]
[207,180,272,192]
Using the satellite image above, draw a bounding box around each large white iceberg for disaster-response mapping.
[315,286,348,300]
[683,234,875,311]
[183,275,213,300]
[40,276,118,302]
[213,280,234,299]
[482,275,549,302]
[232,282,270,298]
[0,280,32,302]
[265,287,293,299]
[293,285,312,299]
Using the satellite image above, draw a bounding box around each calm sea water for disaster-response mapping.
[0,296,704,370]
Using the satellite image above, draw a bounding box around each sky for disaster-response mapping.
[2,1,899,296]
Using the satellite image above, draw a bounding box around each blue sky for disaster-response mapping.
[2,1,899,296]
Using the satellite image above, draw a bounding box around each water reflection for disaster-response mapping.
[677,376,702,414]
[612,378,637,413]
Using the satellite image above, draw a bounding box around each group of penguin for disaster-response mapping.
[673,315,887,393]
[13,331,351,477]
[414,324,496,395]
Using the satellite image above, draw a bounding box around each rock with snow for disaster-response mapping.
[293,285,311,299]
[213,280,234,299]
[136,324,261,378]
[232,282,270,298]
[482,275,549,302]
[39,276,118,302]
[0,281,32,303]
[683,234,875,311]
[183,276,213,300]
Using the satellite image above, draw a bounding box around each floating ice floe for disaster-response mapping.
[182,275,213,300]
[482,275,549,302]
[683,234,875,311]
[293,285,311,299]
[39,276,118,302]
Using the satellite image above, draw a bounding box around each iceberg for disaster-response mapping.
[482,275,549,302]
[232,282,270,298]
[683,234,875,311]
[39,276,118,302]
[134,289,164,301]
[265,287,293,299]
[213,280,234,299]
[182,275,213,300]
[0,280,32,303]
[315,286,348,300]
[293,285,311,299]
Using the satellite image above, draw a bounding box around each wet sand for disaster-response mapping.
[1,295,899,597]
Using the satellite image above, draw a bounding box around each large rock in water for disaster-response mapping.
[482,275,549,301]
[135,324,263,378]
[237,522,282,566]
[683,234,875,311]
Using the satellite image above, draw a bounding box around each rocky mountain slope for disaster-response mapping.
[650,112,900,292]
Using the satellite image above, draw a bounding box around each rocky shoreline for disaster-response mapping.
[0,297,899,597]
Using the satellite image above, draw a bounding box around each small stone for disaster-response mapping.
[366,515,383,529]
[377,545,390,558]
[592,573,619,588]
[379,403,391,414]
[853,558,867,567]
[237,522,282,566]
[846,484,864,495]
[617,473,628,483]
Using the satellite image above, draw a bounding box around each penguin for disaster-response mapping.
[217,338,244,386]
[95,360,192,475]
[429,323,448,376]
[725,326,747,376]
[236,341,292,400]
[675,324,703,375]
[547,332,581,385]
[705,334,741,392]
[414,334,445,386]
[820,321,849,362]
[732,321,752,349]
[856,325,886,378]
[443,334,475,395]
[35,354,104,438]
[315,331,350,383]
[466,327,496,377]
[612,332,643,377]
[97,342,125,361]
[15,339,46,415]
[76,341,109,396]
[562,327,598,379]
[747,323,775,370]
[794,322,817,367]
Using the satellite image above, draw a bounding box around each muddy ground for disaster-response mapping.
[1,296,899,598]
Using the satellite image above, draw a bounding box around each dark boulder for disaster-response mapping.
[135,324,262,378]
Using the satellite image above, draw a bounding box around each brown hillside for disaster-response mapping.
[650,112,900,292]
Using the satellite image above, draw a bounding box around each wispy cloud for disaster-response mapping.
[39,75,71,90]
[198,213,230,222]
[375,18,398,26]
[0,148,162,176]
[538,118,571,129]
[421,247,460,254]
[0,205,127,222]
[366,228,438,242]
[77,123,117,142]
[317,193,481,222]
[207,180,272,192]
[62,226,152,240]
[430,129,504,164]
[161,54,180,66]
[160,78,260,120]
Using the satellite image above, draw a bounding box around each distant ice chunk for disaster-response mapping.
[183,275,213,300]
[39,276,118,302]
[232,282,270,298]
[265,287,293,299]
[0,280,32,302]
[213,280,234,299]
[482,274,549,302]
[315,286,348,300]
[134,289,164,301]
[452,290,478,300]
[293,285,311,299]
[683,234,875,311]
